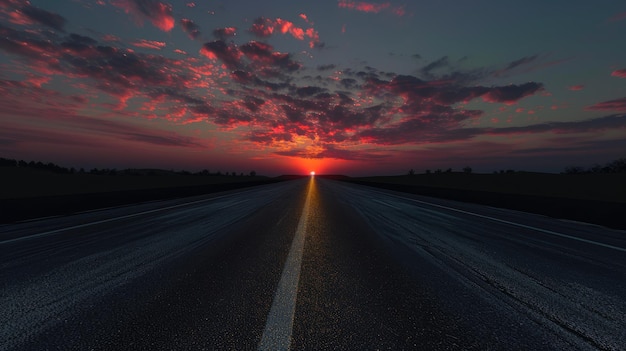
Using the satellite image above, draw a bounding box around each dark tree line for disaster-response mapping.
[408,167,472,175]
[0,157,258,177]
[563,158,626,174]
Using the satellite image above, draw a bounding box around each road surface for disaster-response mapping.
[1,178,625,350]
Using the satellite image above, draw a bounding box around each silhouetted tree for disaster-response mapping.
[445,168,452,173]
[425,169,431,174]
[463,166,472,174]
[250,170,256,176]
[408,169,415,176]
[0,157,17,167]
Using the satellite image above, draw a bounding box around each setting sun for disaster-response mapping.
[310,171,315,176]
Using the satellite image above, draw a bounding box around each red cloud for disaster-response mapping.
[249,17,320,48]
[111,0,175,32]
[611,69,626,78]
[132,39,166,50]
[587,97,626,112]
[338,0,405,16]
[568,85,584,91]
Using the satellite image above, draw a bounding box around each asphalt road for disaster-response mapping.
[1,177,625,350]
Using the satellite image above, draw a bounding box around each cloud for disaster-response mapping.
[213,27,237,40]
[611,69,626,78]
[420,56,449,76]
[111,0,175,32]
[240,41,301,72]
[586,97,626,112]
[2,8,601,163]
[131,39,166,50]
[488,114,626,135]
[0,79,206,148]
[275,144,389,160]
[200,40,243,69]
[0,0,66,31]
[180,18,200,39]
[200,40,302,73]
[568,84,584,91]
[248,17,320,48]
[494,55,538,77]
[482,82,544,104]
[317,64,336,71]
[337,0,405,16]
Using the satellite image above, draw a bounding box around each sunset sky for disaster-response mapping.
[1,0,625,176]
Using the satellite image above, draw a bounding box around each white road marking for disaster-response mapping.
[258,180,312,350]
[0,194,234,246]
[376,191,626,253]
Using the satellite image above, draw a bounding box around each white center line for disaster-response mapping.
[374,190,626,253]
[258,180,313,351]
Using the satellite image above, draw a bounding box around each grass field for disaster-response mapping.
[1,167,271,199]
[352,172,626,203]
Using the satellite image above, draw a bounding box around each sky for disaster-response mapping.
[0,0,625,176]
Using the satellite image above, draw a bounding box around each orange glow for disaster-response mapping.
[310,171,315,176]
[290,157,329,175]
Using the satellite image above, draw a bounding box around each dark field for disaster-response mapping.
[0,167,286,223]
[352,172,626,203]
[337,172,626,229]
[1,167,273,199]
[3,167,625,228]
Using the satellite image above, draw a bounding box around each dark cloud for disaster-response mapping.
[20,3,67,31]
[482,82,544,104]
[240,41,301,72]
[180,18,200,39]
[494,55,538,76]
[420,56,449,76]
[0,1,66,31]
[317,64,336,71]
[213,27,237,40]
[200,40,243,69]
[231,70,290,91]
[242,96,265,112]
[295,86,326,97]
[487,114,626,135]
[110,0,175,32]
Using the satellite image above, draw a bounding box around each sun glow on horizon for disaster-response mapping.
[310,171,315,176]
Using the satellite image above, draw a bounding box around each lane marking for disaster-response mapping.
[371,190,626,253]
[0,193,235,246]
[259,180,312,350]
